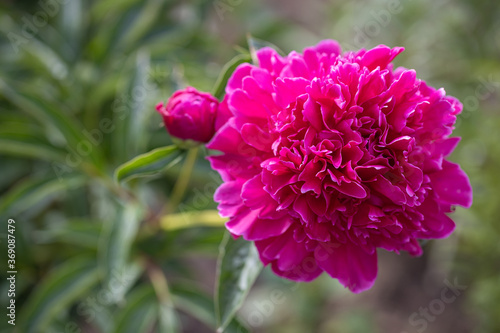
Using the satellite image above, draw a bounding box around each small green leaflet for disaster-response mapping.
[114,145,182,183]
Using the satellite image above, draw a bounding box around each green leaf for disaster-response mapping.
[112,285,158,333]
[59,0,84,52]
[0,124,68,163]
[171,283,249,332]
[0,80,103,168]
[171,284,215,327]
[215,232,263,332]
[226,316,250,333]
[118,0,165,53]
[0,137,68,163]
[35,219,103,249]
[0,175,86,218]
[114,145,182,183]
[15,36,71,82]
[0,80,80,148]
[124,50,153,158]
[99,201,143,304]
[212,53,252,100]
[157,301,180,333]
[90,0,138,21]
[111,281,179,333]
[99,0,165,60]
[18,256,101,333]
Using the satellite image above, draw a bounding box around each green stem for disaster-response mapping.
[168,147,199,213]
[144,257,172,303]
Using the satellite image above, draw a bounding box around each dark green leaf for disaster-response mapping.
[18,256,101,333]
[157,301,180,333]
[99,202,143,304]
[0,80,104,169]
[90,0,138,20]
[0,137,67,163]
[0,80,86,151]
[226,317,250,333]
[0,175,86,218]
[215,232,262,332]
[124,50,152,158]
[171,284,215,327]
[0,124,68,163]
[171,283,249,332]
[112,285,158,333]
[35,219,103,249]
[118,0,165,53]
[59,0,84,52]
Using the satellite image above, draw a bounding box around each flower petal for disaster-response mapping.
[315,242,378,293]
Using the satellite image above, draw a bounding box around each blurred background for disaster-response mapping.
[0,0,499,332]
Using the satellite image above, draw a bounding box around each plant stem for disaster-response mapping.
[144,257,179,332]
[168,146,199,213]
[144,257,172,303]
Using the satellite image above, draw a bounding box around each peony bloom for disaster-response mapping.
[156,87,218,143]
[207,40,472,293]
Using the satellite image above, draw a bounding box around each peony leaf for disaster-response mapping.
[60,0,84,51]
[35,219,103,249]
[171,283,249,332]
[157,301,180,333]
[99,202,144,305]
[18,256,101,333]
[215,232,263,332]
[212,53,252,100]
[0,175,86,219]
[125,50,152,158]
[171,283,219,328]
[108,0,165,54]
[0,130,68,164]
[114,145,182,183]
[112,285,159,333]
[0,80,104,168]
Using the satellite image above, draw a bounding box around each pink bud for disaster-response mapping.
[156,87,218,143]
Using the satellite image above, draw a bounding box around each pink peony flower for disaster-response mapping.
[207,40,472,293]
[156,87,218,143]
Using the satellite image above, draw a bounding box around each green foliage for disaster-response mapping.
[215,233,262,332]
[18,256,101,333]
[0,0,248,331]
[112,284,168,333]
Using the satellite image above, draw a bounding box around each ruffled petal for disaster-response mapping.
[315,242,378,293]
[430,160,472,208]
